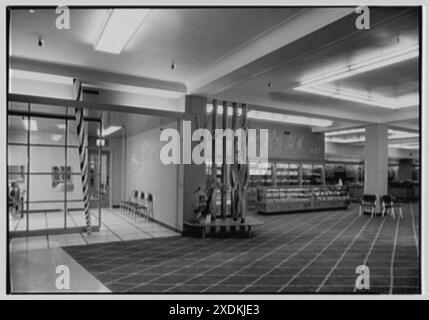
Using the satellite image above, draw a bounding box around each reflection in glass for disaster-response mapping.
[8,115,28,144]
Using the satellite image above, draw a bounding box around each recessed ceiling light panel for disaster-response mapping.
[93,9,151,54]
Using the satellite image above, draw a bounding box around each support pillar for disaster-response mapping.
[364,124,388,213]
[182,95,207,225]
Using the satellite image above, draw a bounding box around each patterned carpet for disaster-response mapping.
[64,203,420,294]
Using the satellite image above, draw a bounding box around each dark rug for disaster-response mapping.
[63,203,420,294]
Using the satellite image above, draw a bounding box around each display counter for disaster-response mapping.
[256,185,349,214]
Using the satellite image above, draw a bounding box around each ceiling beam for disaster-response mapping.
[8,93,184,119]
[10,57,187,93]
[379,106,419,123]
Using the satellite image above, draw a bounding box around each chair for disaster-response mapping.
[135,191,149,219]
[381,195,403,219]
[359,194,377,217]
[147,193,154,219]
[120,190,139,217]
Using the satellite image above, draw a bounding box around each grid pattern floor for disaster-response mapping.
[64,203,420,294]
[10,208,179,252]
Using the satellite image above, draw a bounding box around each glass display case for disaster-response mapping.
[302,164,312,186]
[248,162,273,188]
[325,162,364,185]
[256,185,349,214]
[275,162,299,186]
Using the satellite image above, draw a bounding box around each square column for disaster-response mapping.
[364,124,388,212]
[182,95,208,224]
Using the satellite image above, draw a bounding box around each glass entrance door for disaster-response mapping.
[8,101,103,236]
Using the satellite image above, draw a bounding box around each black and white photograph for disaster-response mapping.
[4,2,424,297]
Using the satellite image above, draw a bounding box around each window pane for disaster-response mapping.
[29,117,66,146]
[8,145,27,171]
[27,207,65,230]
[28,174,65,203]
[8,174,27,232]
[8,115,28,144]
[68,120,101,147]
[67,174,84,202]
[30,146,65,173]
[67,120,80,147]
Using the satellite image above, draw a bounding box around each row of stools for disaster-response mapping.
[120,190,154,220]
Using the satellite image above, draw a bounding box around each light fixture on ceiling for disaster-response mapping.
[11,69,73,86]
[248,110,332,127]
[299,43,419,87]
[325,128,419,143]
[295,43,419,109]
[325,128,365,136]
[389,142,419,150]
[96,139,106,147]
[296,85,418,109]
[325,136,365,144]
[206,104,332,127]
[388,129,419,139]
[93,9,151,54]
[57,124,66,130]
[22,119,38,131]
[97,125,122,137]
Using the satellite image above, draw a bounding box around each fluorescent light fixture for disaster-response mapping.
[389,142,419,150]
[11,69,73,86]
[325,136,365,144]
[96,139,106,147]
[300,44,419,87]
[98,125,122,137]
[295,43,419,109]
[296,85,417,109]
[248,110,332,127]
[57,124,66,130]
[22,119,38,131]
[325,128,364,137]
[389,129,419,139]
[51,134,62,142]
[93,9,151,54]
[206,104,332,127]
[325,128,419,143]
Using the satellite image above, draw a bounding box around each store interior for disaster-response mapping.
[7,7,420,293]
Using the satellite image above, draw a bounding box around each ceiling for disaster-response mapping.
[10,8,301,84]
[8,6,420,145]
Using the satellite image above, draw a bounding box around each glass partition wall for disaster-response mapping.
[8,101,102,236]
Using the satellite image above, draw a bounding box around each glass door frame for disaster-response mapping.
[8,101,102,237]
